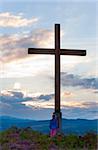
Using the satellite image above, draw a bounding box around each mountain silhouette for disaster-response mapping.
[0,116,97,135]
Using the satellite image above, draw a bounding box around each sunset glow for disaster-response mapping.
[0,0,97,120]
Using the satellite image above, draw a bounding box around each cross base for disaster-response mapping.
[53,111,62,133]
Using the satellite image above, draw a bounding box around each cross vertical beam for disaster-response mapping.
[54,24,62,131]
[55,24,60,113]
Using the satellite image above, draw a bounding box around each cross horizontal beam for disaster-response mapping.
[28,48,86,56]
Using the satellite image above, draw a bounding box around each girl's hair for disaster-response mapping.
[52,114,55,119]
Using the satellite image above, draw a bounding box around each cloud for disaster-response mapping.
[93,90,98,94]
[22,93,54,109]
[0,90,98,119]
[37,94,54,101]
[0,90,53,119]
[0,12,38,28]
[81,102,98,109]
[62,91,73,97]
[0,29,53,63]
[61,72,98,89]
[0,90,25,103]
[0,90,54,106]
[61,101,98,119]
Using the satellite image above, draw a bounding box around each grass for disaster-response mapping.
[0,126,97,150]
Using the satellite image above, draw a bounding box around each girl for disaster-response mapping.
[50,114,58,137]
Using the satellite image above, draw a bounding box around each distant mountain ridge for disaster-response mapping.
[0,116,97,135]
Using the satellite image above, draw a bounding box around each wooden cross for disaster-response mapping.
[28,24,86,131]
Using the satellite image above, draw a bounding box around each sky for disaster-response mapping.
[0,0,98,120]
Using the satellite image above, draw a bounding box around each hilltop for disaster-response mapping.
[0,126,97,150]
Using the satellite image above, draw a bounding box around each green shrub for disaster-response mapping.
[0,127,97,150]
